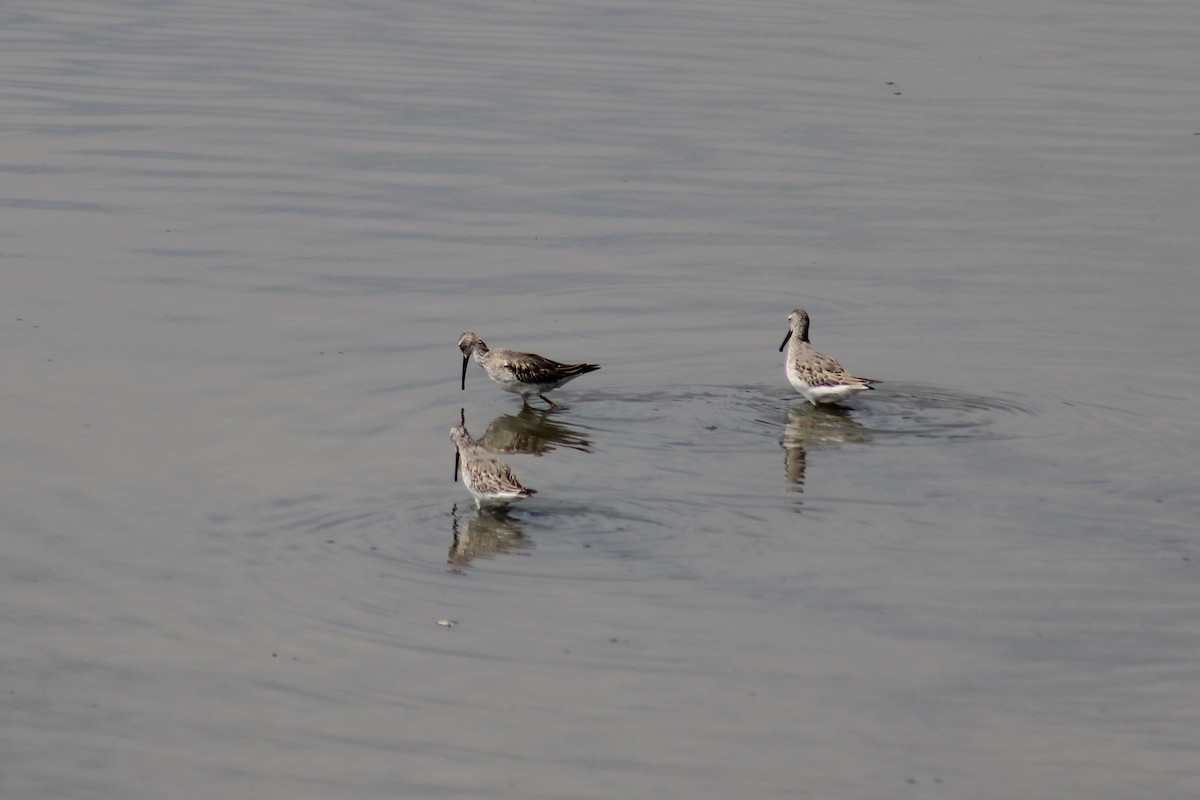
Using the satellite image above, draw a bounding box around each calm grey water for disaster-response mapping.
[3,1,1199,798]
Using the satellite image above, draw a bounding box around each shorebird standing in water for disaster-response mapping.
[451,418,537,509]
[459,331,600,410]
[779,308,877,405]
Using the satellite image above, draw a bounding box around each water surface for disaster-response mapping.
[2,1,1199,798]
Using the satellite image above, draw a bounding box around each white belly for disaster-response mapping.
[787,363,867,405]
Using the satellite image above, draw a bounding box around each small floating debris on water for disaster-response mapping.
[436,618,458,628]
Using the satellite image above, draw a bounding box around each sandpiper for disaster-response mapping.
[459,331,600,410]
[451,422,537,509]
[779,308,877,404]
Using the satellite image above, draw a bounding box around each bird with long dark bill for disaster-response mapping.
[459,331,599,410]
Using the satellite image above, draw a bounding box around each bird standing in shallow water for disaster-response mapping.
[459,331,600,410]
[451,422,537,509]
[779,308,877,405]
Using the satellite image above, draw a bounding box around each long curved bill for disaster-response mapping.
[454,451,460,483]
[779,329,793,352]
[460,355,469,390]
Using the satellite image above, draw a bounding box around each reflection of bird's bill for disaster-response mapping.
[461,355,469,390]
[779,329,793,352]
[454,406,466,481]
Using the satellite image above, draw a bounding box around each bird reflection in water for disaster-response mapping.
[476,405,593,457]
[782,404,871,493]
[448,503,532,568]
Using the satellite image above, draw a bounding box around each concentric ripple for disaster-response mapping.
[846,383,1041,443]
[580,382,1041,448]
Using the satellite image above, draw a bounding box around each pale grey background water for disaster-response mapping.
[3,1,1199,798]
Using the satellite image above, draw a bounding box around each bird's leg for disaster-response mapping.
[540,394,561,410]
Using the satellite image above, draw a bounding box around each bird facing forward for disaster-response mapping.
[779,309,877,404]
